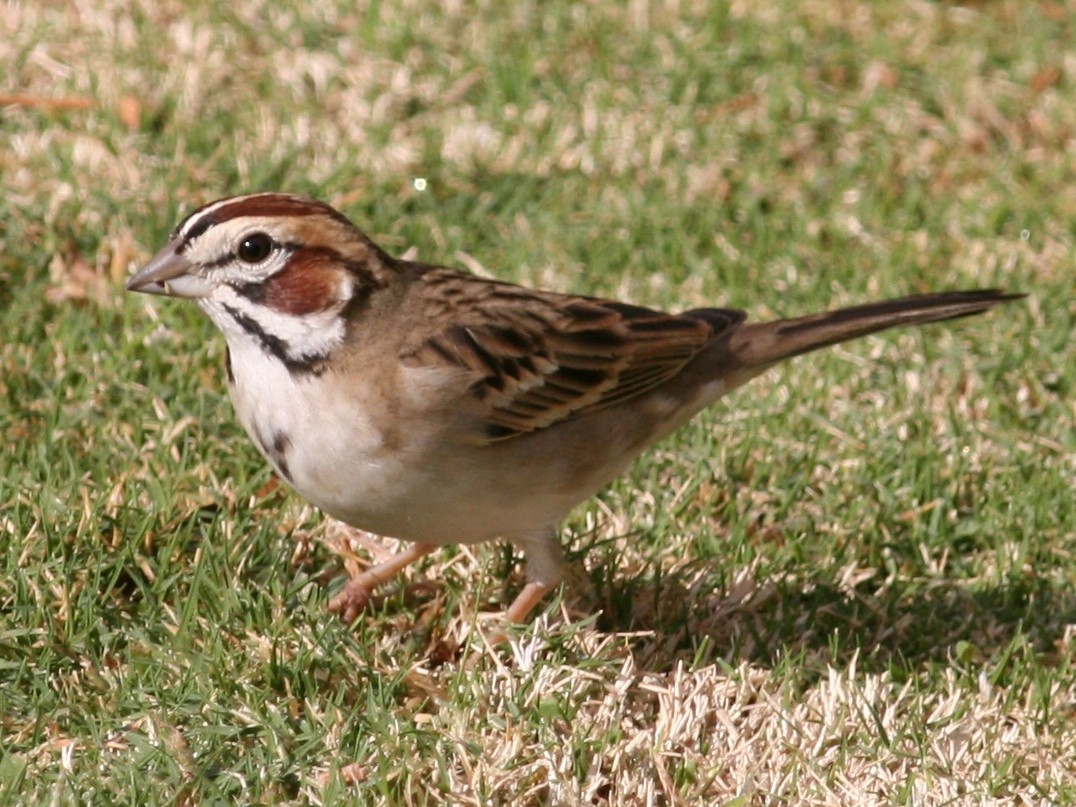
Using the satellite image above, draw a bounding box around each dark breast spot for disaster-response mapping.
[271,431,292,458]
[270,431,293,482]
[254,426,294,483]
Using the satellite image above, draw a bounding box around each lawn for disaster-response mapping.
[1,1,1074,804]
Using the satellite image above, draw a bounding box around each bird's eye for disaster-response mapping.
[237,232,273,264]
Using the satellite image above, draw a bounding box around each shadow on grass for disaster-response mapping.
[587,563,1075,679]
[84,506,1072,685]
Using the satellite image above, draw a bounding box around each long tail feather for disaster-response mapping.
[728,289,1025,368]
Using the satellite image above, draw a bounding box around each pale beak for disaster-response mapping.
[125,242,213,299]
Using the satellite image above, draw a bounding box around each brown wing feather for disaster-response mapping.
[402,269,745,441]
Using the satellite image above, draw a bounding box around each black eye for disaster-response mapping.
[237,232,273,264]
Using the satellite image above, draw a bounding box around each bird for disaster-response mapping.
[125,192,1023,626]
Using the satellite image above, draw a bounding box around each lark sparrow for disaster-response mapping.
[126,193,1023,625]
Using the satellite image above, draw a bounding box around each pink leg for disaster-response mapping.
[328,543,437,623]
[504,581,554,624]
[484,529,564,641]
[478,582,555,648]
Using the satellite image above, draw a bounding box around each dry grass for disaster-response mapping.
[2,1,1074,804]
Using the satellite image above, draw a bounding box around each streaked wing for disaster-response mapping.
[402,269,745,441]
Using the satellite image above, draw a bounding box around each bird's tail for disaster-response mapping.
[728,289,1025,369]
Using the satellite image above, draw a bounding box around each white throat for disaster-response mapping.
[199,284,347,369]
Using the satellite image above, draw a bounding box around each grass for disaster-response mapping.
[2,0,1074,803]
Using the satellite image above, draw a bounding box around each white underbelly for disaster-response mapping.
[225,343,575,544]
[284,432,580,545]
[222,337,724,547]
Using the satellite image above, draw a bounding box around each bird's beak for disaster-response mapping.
[125,242,213,299]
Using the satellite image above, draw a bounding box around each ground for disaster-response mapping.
[1,1,1073,804]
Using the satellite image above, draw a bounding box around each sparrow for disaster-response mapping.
[126,192,1023,626]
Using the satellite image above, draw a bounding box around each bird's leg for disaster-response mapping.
[504,528,565,623]
[328,542,437,623]
[475,531,565,648]
[504,581,554,623]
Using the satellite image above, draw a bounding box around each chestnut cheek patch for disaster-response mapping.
[264,248,347,316]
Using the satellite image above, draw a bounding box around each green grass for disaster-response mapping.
[2,1,1074,804]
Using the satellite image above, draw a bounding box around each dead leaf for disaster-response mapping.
[316,762,368,788]
[0,92,92,111]
[118,95,141,129]
[1030,66,1061,94]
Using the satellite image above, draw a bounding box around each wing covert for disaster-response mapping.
[401,270,745,441]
